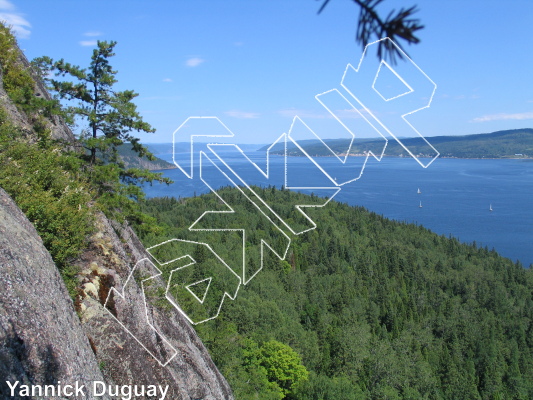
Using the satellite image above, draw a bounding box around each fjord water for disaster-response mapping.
[145,149,533,267]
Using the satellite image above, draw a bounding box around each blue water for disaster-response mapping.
[144,149,533,267]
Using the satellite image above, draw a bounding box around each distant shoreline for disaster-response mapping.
[257,128,533,160]
[278,153,533,160]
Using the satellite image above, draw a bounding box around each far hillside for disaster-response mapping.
[262,128,533,159]
[117,144,175,170]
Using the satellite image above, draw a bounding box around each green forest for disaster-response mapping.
[138,188,533,400]
[1,19,532,400]
[264,129,533,159]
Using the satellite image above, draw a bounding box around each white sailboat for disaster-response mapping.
[489,204,493,212]
[417,188,421,194]
[419,201,423,208]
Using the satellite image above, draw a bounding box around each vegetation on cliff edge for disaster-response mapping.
[0,23,167,294]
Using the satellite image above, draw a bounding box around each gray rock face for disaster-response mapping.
[0,188,110,399]
[0,186,235,399]
[75,213,234,400]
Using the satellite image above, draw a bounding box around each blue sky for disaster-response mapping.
[3,0,533,144]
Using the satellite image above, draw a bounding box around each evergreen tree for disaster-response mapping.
[34,41,154,165]
[33,41,171,223]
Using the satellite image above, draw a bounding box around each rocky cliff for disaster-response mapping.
[0,187,110,399]
[74,211,233,400]
[0,34,234,399]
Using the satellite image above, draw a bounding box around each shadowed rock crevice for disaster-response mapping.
[76,213,234,399]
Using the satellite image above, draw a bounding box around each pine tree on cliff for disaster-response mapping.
[34,41,154,164]
[33,41,171,221]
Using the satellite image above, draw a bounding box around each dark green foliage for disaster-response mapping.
[0,23,62,118]
[138,188,533,400]
[317,0,424,65]
[0,24,35,109]
[0,107,94,295]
